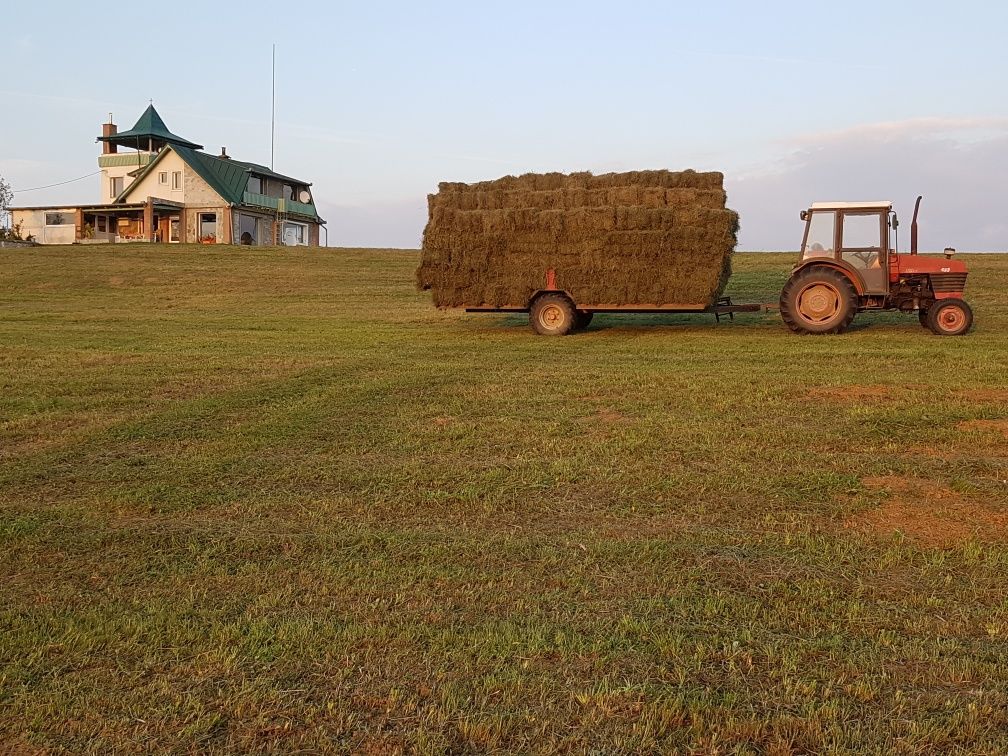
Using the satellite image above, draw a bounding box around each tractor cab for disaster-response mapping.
[781,197,972,336]
[798,201,892,295]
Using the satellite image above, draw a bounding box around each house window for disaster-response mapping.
[169,216,180,243]
[110,176,124,198]
[159,171,168,185]
[45,212,72,226]
[97,216,107,233]
[199,212,217,243]
[172,171,182,190]
[282,222,307,246]
[238,213,258,245]
[246,176,263,195]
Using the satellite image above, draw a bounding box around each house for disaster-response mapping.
[10,105,325,246]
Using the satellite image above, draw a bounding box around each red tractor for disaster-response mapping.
[780,197,972,335]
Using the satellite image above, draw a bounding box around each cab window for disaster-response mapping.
[840,212,883,270]
[802,211,835,259]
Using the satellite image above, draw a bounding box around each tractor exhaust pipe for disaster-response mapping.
[910,195,922,255]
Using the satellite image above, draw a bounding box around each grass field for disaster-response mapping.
[2,244,1007,754]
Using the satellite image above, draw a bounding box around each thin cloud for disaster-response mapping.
[681,49,884,71]
[791,116,1008,145]
[0,89,131,112]
[428,152,518,166]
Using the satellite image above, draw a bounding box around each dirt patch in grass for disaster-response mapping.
[806,385,894,402]
[846,475,1008,546]
[901,444,965,463]
[574,407,635,438]
[955,389,1008,403]
[593,407,632,425]
[957,419,1008,438]
[0,736,45,755]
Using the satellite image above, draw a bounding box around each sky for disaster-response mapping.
[2,1,1006,250]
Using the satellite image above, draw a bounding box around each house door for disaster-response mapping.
[157,216,171,244]
[169,216,180,243]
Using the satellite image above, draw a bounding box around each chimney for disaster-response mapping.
[220,146,230,160]
[102,114,118,155]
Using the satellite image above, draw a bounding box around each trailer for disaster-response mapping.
[466,272,776,333]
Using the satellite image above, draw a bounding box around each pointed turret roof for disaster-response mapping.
[97,104,203,151]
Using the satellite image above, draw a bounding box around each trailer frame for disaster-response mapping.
[465,297,777,319]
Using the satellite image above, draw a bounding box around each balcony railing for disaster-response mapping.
[242,192,317,217]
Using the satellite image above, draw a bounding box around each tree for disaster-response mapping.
[0,176,27,240]
[0,175,11,223]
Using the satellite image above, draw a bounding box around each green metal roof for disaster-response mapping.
[98,104,203,150]
[174,145,249,204]
[117,144,323,222]
[226,159,312,187]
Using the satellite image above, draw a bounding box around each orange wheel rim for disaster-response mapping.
[797,283,841,323]
[540,304,564,328]
[938,306,966,332]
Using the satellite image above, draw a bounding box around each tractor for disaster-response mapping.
[780,196,972,335]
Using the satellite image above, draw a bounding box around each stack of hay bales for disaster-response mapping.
[416,169,739,308]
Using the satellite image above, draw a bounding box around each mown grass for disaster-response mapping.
[1,244,1007,754]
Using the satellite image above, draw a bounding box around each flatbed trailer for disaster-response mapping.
[466,297,778,320]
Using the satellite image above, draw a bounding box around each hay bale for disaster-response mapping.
[416,169,737,308]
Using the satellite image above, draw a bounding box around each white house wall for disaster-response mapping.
[11,208,77,245]
[120,151,188,205]
[99,155,151,202]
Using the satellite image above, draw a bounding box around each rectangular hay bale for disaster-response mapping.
[417,169,737,308]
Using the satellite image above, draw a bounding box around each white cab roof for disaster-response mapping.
[810,201,892,210]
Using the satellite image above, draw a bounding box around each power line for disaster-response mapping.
[12,171,100,193]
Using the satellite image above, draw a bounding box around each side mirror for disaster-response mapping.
[799,210,808,221]
[890,216,899,229]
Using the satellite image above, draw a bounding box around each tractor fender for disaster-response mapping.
[790,259,866,296]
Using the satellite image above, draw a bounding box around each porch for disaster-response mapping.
[77,199,185,243]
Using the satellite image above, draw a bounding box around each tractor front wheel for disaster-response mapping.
[574,311,594,331]
[530,294,577,336]
[927,298,973,336]
[780,267,858,334]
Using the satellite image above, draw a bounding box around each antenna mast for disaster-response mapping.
[271,44,276,170]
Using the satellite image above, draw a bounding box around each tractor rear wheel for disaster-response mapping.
[574,311,593,330]
[926,298,973,336]
[530,294,576,336]
[780,267,858,334]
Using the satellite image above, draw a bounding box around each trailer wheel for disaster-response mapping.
[530,294,576,336]
[780,267,858,334]
[927,298,973,336]
[574,311,593,330]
